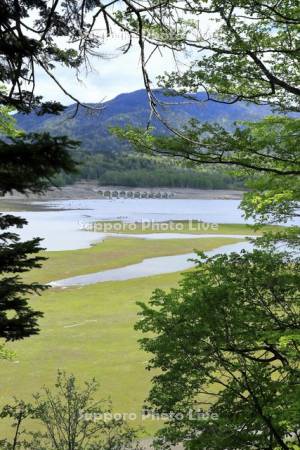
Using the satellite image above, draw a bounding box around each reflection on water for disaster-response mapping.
[50,241,254,287]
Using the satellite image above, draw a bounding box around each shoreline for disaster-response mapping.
[1,181,245,204]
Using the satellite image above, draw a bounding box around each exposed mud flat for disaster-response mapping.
[1,181,245,203]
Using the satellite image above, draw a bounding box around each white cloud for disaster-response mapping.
[33,8,217,105]
[35,40,181,105]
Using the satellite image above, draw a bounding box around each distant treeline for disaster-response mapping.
[54,152,244,189]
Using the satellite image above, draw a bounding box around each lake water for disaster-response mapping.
[2,197,295,284]
[50,241,254,287]
[0,198,260,251]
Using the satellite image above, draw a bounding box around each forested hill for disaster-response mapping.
[15,89,271,153]
[14,89,272,189]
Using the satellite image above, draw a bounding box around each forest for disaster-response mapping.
[0,1,299,449]
[54,151,244,189]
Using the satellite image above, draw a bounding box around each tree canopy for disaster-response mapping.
[120,1,300,448]
[0,0,82,349]
[136,249,300,449]
[0,371,142,450]
[0,100,77,345]
[110,0,300,233]
[0,2,299,447]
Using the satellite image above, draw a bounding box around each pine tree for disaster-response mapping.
[0,100,77,344]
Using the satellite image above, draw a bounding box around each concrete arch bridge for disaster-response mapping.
[96,189,174,199]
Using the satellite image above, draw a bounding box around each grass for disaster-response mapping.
[0,199,53,212]
[25,235,243,284]
[0,235,242,437]
[1,219,285,437]
[91,220,282,235]
[1,272,184,436]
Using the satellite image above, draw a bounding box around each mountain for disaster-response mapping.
[15,89,272,153]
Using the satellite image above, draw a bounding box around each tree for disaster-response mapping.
[0,372,142,450]
[136,249,300,449]
[0,0,99,113]
[1,2,299,446]
[108,3,300,448]
[1,0,298,141]
[109,0,300,110]
[0,95,77,346]
[113,115,300,230]
[6,0,298,110]
[0,400,34,450]
[108,0,300,234]
[0,1,90,350]
[0,0,106,352]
